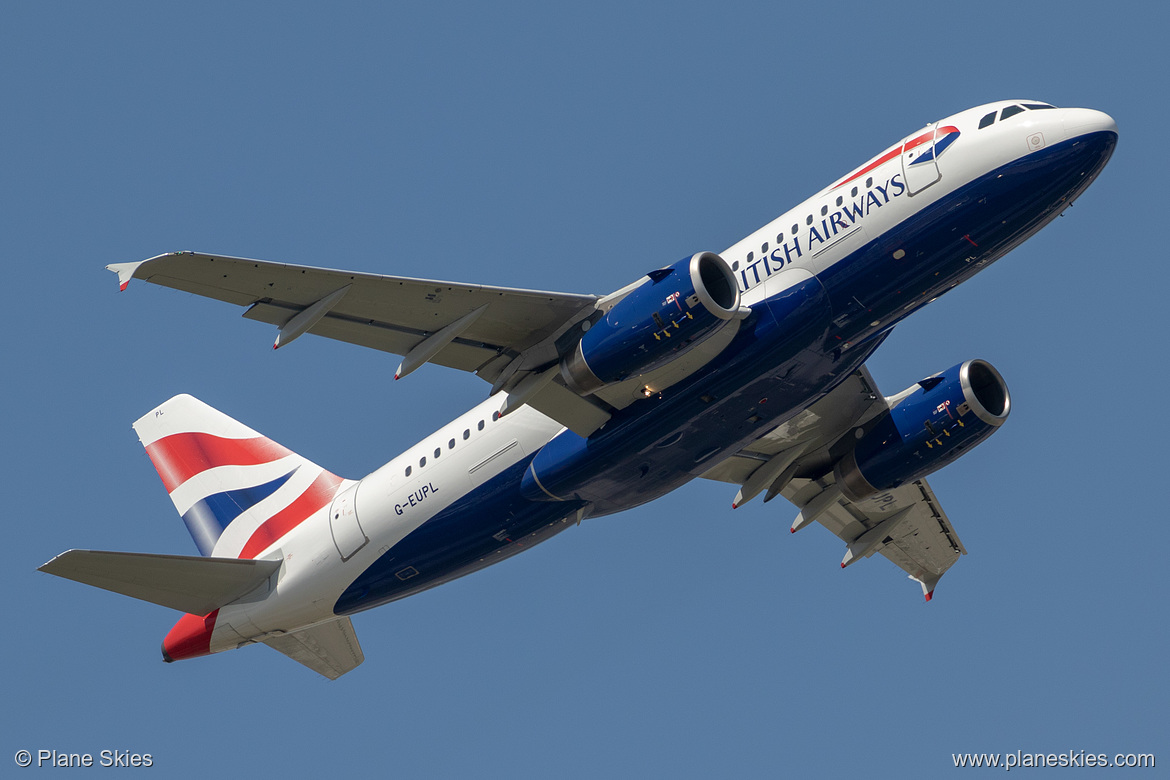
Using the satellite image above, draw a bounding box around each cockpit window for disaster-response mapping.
[1000,105,1025,121]
[1023,103,1055,110]
[978,111,996,129]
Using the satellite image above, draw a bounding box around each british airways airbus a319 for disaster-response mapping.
[42,100,1116,678]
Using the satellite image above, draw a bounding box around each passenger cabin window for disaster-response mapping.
[405,465,412,477]
[1000,105,1025,121]
[761,242,768,253]
[463,429,470,440]
[448,439,455,449]
[478,420,485,431]
[776,232,784,243]
[747,251,754,262]
[434,448,441,459]
[978,111,996,129]
[806,214,813,225]
[835,196,843,207]
[790,223,798,235]
[851,187,858,197]
[420,456,427,467]
[820,205,828,216]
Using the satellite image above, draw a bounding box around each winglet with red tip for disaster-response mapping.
[911,573,941,602]
[106,260,147,292]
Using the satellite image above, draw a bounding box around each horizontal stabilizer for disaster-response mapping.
[264,617,364,680]
[38,549,281,615]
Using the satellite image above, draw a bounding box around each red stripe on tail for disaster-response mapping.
[145,433,293,493]
[238,471,344,559]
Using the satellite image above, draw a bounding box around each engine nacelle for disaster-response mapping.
[834,359,1010,501]
[560,252,741,395]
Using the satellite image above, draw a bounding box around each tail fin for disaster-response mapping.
[134,394,345,559]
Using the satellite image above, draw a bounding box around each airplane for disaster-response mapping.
[40,100,1117,679]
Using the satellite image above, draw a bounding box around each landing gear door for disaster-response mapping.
[329,483,368,562]
[901,123,941,195]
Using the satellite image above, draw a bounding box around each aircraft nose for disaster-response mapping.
[1062,108,1118,138]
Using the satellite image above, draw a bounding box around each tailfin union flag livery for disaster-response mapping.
[42,101,1116,679]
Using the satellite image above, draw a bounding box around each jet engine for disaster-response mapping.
[560,252,741,395]
[834,359,1010,501]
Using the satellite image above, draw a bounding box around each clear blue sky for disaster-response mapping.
[5,2,1165,776]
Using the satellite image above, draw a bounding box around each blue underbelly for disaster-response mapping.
[335,130,1117,617]
[820,130,1117,341]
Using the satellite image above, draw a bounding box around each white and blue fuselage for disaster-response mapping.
[153,101,1120,656]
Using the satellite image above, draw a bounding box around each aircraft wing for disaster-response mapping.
[109,252,613,435]
[700,366,966,599]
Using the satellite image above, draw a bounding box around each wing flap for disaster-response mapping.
[38,549,281,615]
[117,252,598,360]
[783,475,964,598]
[263,617,364,680]
[244,300,501,371]
[875,479,967,575]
